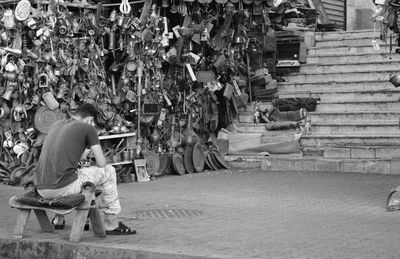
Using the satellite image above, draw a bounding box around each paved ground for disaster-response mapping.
[1,169,400,258]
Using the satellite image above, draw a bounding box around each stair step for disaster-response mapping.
[237,108,400,123]
[284,70,396,83]
[302,145,400,159]
[245,30,400,174]
[314,29,378,40]
[315,37,384,48]
[226,120,400,134]
[224,154,270,170]
[306,52,399,65]
[225,154,400,174]
[311,111,400,123]
[300,134,400,147]
[316,100,400,112]
[311,121,399,135]
[278,80,394,93]
[227,124,400,144]
[225,132,400,150]
[307,45,385,55]
[278,89,400,102]
[272,157,397,174]
[300,60,400,74]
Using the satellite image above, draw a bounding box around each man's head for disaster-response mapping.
[74,103,98,126]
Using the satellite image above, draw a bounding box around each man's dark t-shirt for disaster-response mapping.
[35,119,100,190]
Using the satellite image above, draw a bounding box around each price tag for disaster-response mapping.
[232,79,241,95]
[172,25,181,38]
[38,73,49,88]
[125,90,137,102]
[157,108,167,126]
[200,29,209,42]
[163,92,172,106]
[185,63,197,82]
[205,22,214,34]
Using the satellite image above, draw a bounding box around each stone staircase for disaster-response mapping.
[226,29,400,174]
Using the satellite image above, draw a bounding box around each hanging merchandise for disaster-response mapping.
[0,0,320,185]
[0,0,222,185]
[372,0,400,54]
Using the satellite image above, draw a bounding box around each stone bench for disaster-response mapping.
[9,182,106,242]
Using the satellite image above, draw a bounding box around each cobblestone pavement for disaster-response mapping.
[1,169,400,258]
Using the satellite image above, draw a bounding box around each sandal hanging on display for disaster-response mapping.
[105,222,136,235]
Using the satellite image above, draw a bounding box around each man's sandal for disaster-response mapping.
[105,222,136,235]
[51,217,65,230]
[52,217,89,231]
[84,217,90,231]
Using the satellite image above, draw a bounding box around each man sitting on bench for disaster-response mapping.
[35,103,136,235]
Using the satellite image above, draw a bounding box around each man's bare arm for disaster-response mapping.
[90,144,107,167]
[81,149,92,161]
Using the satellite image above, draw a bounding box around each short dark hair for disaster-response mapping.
[76,103,98,118]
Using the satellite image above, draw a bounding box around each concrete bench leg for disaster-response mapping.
[34,209,54,233]
[69,209,90,243]
[89,207,106,237]
[13,209,31,239]
[69,190,99,242]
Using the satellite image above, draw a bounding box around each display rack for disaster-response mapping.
[108,160,133,166]
[99,132,137,166]
[99,132,137,141]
